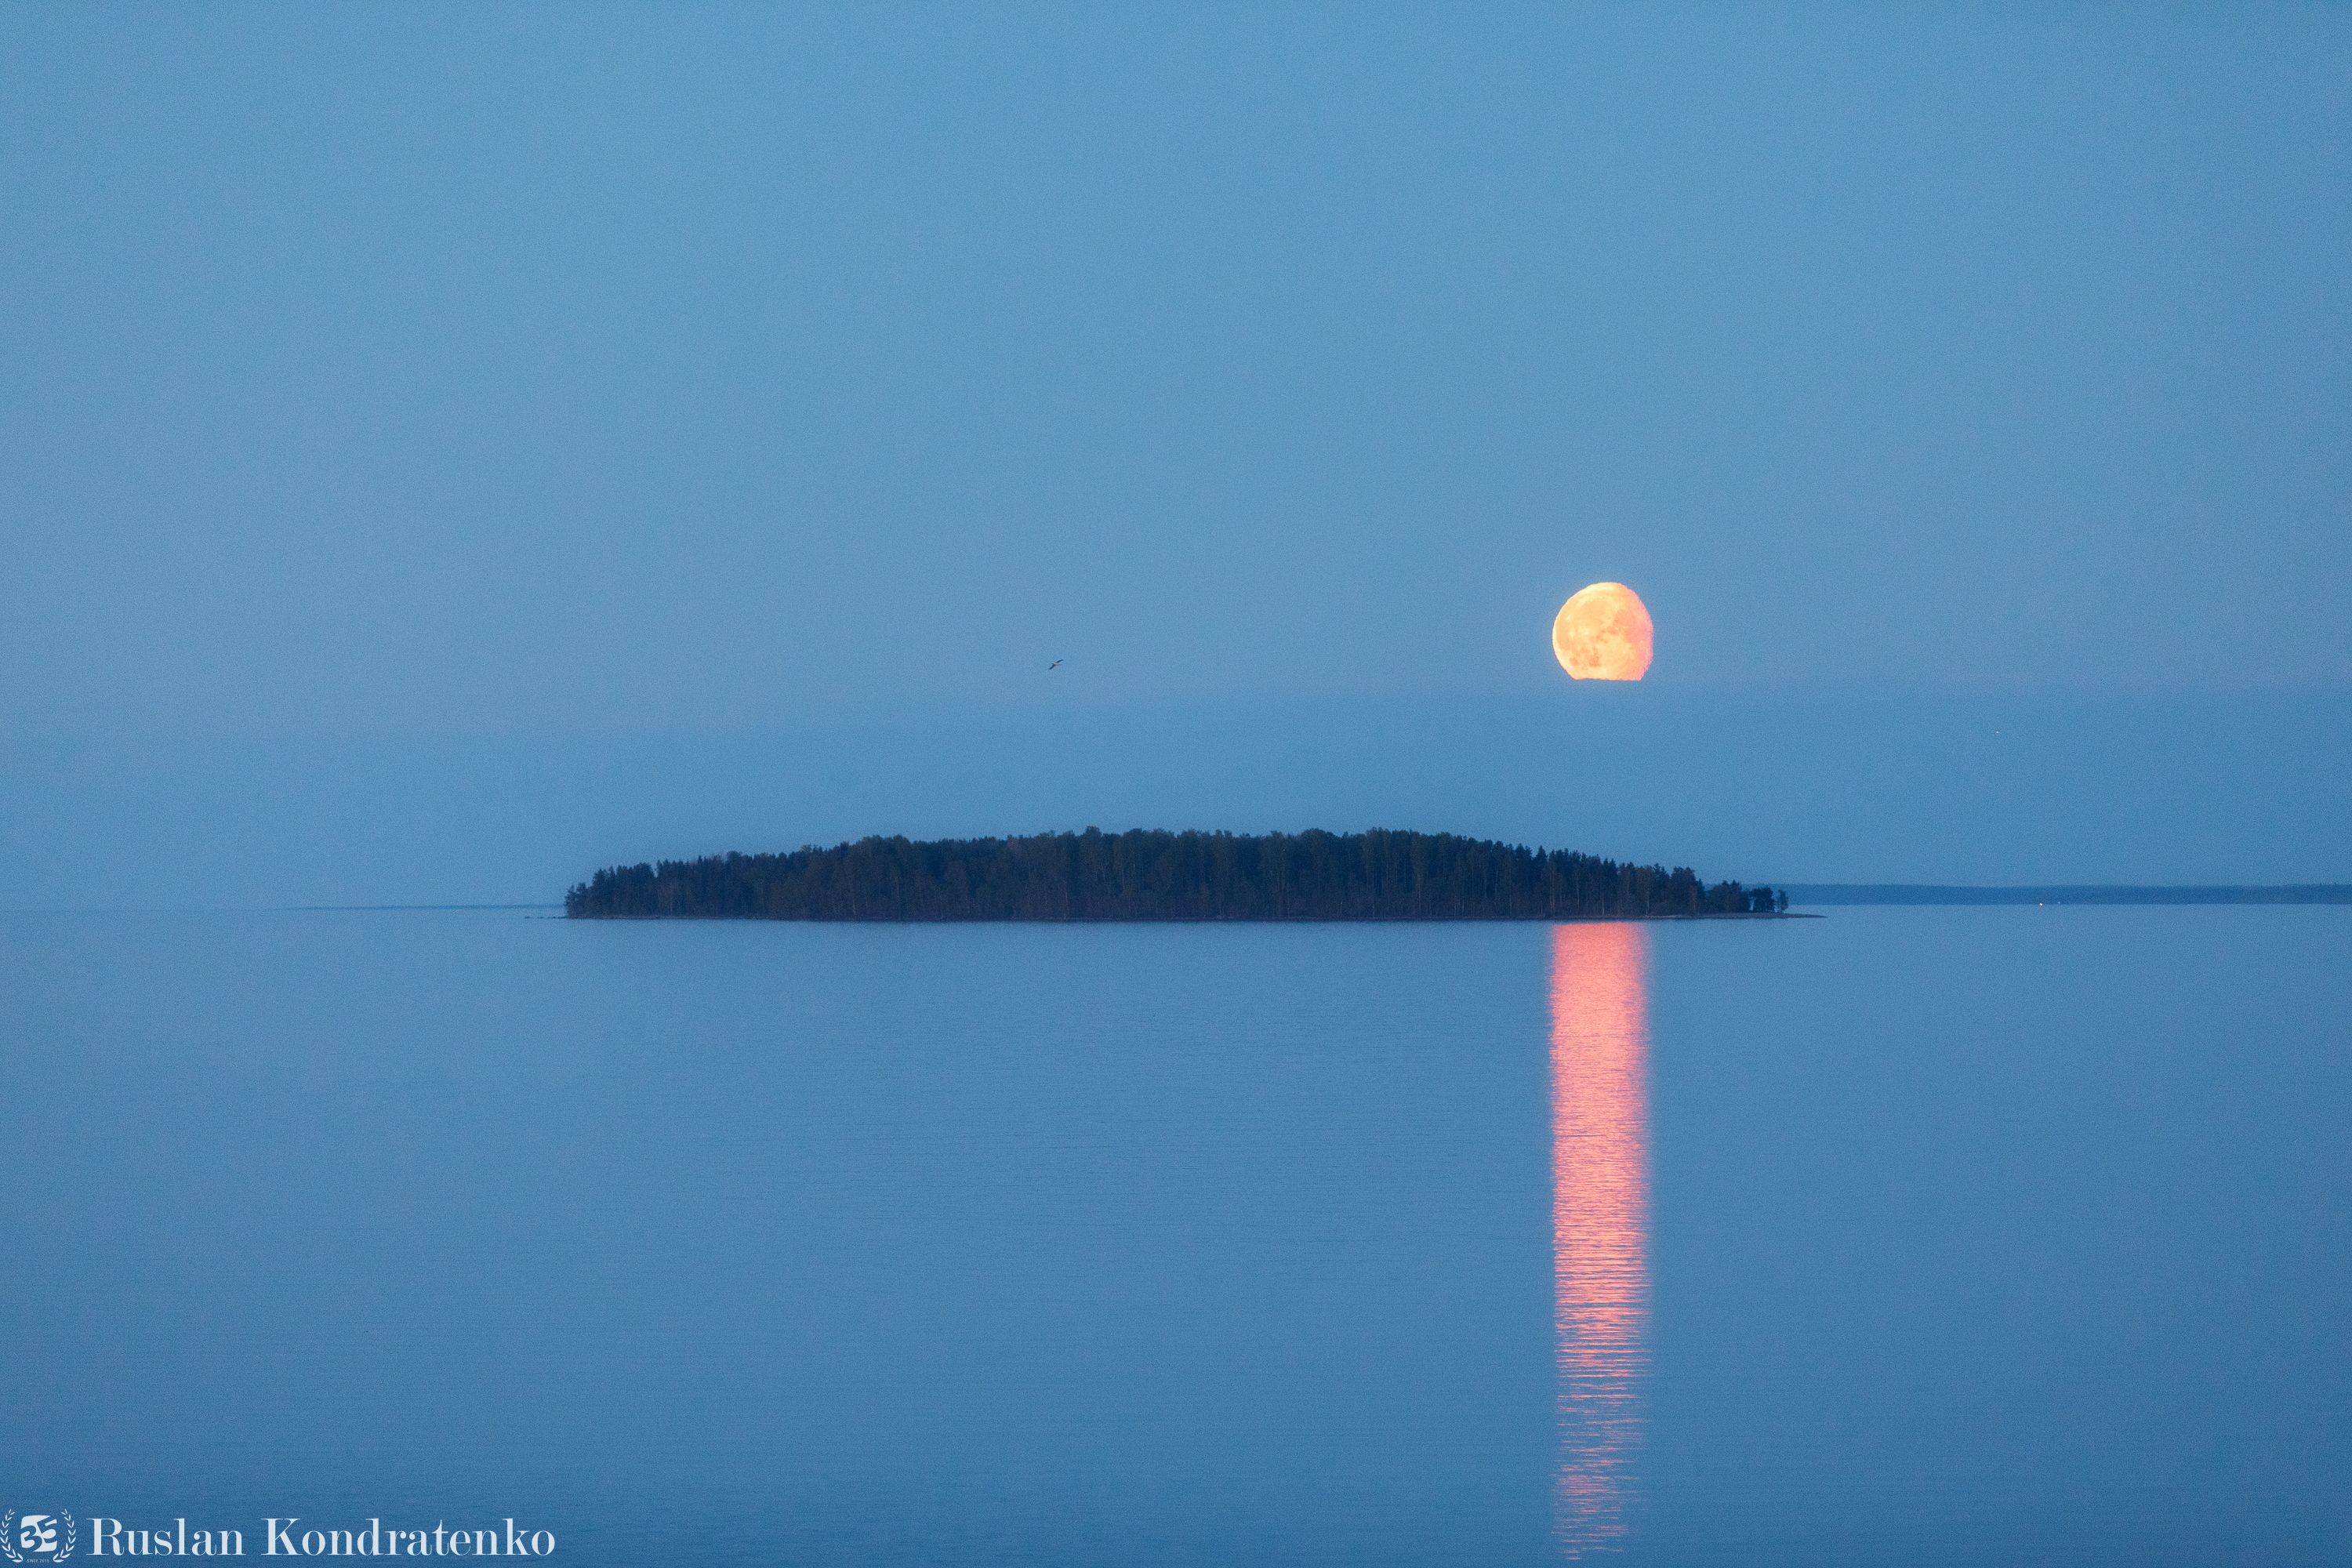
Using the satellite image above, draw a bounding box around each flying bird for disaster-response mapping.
[1048,659,1063,671]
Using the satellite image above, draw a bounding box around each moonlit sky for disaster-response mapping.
[4,5,2348,905]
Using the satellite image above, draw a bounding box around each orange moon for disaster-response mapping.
[1552,583,1653,681]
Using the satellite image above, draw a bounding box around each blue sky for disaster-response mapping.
[3,5,2347,903]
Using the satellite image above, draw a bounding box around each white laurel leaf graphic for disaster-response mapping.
[55,1515,74,1563]
[1,1508,22,1566]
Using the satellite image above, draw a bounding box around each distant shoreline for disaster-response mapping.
[1785,884,2351,906]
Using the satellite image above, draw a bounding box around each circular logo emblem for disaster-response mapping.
[0,1512,77,1563]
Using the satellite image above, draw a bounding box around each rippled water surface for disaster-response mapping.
[5,907,2348,1564]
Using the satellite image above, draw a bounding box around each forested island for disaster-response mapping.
[565,829,1788,922]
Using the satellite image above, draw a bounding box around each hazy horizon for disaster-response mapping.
[6,684,2345,909]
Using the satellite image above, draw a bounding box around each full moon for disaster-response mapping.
[1552,583,1653,681]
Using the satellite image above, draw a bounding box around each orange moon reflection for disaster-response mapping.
[1552,583,1653,681]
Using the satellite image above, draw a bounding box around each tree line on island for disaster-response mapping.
[564,829,1788,921]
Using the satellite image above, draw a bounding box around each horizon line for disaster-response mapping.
[1782,884,2351,906]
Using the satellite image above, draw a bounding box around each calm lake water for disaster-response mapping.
[5,907,2348,1565]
